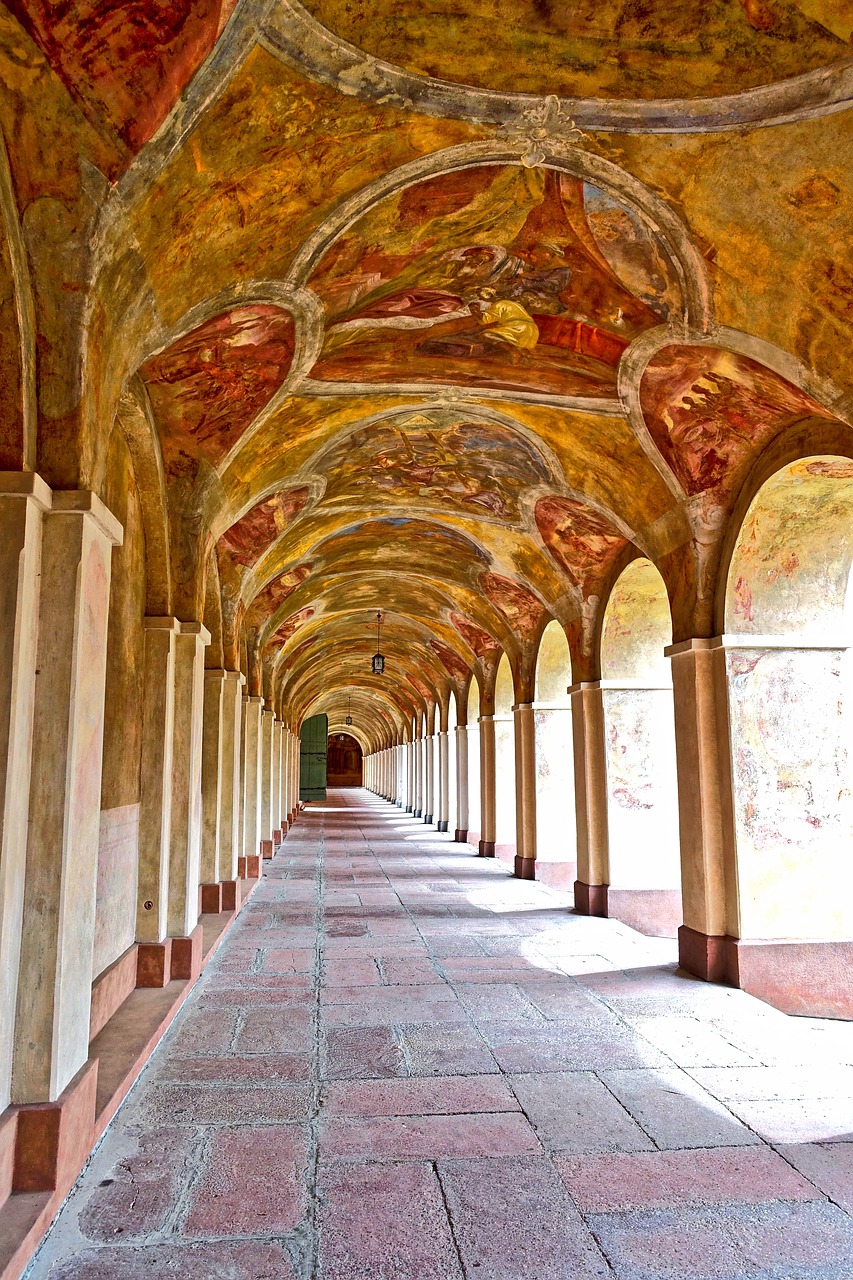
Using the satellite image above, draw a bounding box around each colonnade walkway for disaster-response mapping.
[27,790,853,1279]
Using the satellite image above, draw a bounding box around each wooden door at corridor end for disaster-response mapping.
[300,714,328,801]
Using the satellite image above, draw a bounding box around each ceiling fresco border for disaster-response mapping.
[261,0,853,135]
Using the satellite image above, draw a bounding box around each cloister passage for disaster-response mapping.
[28,791,853,1280]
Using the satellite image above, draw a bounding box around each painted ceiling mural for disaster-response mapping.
[5,0,853,738]
[309,166,678,399]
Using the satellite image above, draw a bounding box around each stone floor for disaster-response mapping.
[26,789,853,1280]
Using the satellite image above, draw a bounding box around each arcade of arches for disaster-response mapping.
[1,1,853,1274]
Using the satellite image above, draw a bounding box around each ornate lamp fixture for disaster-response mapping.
[345,693,353,726]
[372,611,385,675]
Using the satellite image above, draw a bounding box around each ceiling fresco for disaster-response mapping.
[309,166,677,399]
[6,0,853,742]
[301,0,850,100]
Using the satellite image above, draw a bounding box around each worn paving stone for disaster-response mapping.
[320,1110,541,1160]
[599,1068,762,1150]
[323,1025,409,1079]
[398,1021,500,1076]
[510,1071,654,1153]
[323,1073,518,1117]
[780,1142,853,1214]
[43,1241,298,1279]
[184,1125,308,1236]
[438,1155,612,1279]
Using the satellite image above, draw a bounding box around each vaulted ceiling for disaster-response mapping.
[2,0,852,745]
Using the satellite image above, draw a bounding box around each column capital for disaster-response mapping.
[177,620,211,645]
[52,490,123,545]
[144,615,181,633]
[568,680,602,694]
[0,470,51,508]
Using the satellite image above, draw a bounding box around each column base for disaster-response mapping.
[12,1060,98,1195]
[200,880,242,914]
[405,805,413,813]
[413,808,422,818]
[679,927,853,1018]
[438,821,449,832]
[514,855,536,880]
[136,939,173,988]
[574,880,609,917]
[272,828,282,845]
[237,854,262,878]
[423,813,433,824]
[478,839,495,857]
[170,922,204,982]
[260,839,273,860]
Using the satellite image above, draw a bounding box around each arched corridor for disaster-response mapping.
[26,791,853,1280]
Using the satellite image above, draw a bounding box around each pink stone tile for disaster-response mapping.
[438,1155,608,1280]
[135,1081,311,1125]
[780,1141,853,1213]
[234,1006,313,1054]
[323,958,381,986]
[47,1242,297,1279]
[398,1022,499,1076]
[164,1007,238,1056]
[324,1026,408,1079]
[157,1053,311,1083]
[379,957,442,985]
[78,1129,197,1242]
[211,947,261,973]
[260,948,314,974]
[323,996,467,1029]
[320,1111,540,1159]
[184,1125,308,1235]
[324,1074,518,1117]
[317,1161,462,1280]
[556,1146,821,1213]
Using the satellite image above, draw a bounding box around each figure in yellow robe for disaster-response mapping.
[479,299,539,350]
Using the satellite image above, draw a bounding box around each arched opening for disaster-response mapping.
[533,621,576,889]
[724,455,853,1017]
[327,732,363,786]
[494,653,517,865]
[466,678,481,849]
[600,558,681,936]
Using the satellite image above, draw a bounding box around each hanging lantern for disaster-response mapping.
[345,693,353,726]
[372,611,385,674]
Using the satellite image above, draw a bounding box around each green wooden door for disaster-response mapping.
[300,714,328,801]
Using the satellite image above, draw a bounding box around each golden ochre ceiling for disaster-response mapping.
[1,0,852,744]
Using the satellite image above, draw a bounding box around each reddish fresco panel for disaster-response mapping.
[429,639,471,684]
[6,0,225,161]
[451,611,501,659]
[219,488,310,568]
[245,564,313,630]
[269,606,315,649]
[641,346,835,498]
[482,573,547,640]
[406,672,435,703]
[141,306,294,469]
[535,496,627,592]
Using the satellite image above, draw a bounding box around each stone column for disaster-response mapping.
[168,622,210,953]
[437,731,450,832]
[0,473,50,1112]
[667,639,738,980]
[423,734,434,823]
[218,671,244,886]
[455,725,468,842]
[570,681,610,915]
[272,719,283,841]
[13,491,122,1104]
[413,733,423,818]
[259,707,275,858]
[241,695,263,875]
[199,670,226,908]
[397,743,404,807]
[136,619,179,964]
[513,703,537,880]
[478,714,497,856]
[281,728,290,828]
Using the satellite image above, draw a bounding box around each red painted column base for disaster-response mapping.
[574,880,609,917]
[514,855,536,880]
[454,828,467,843]
[478,840,495,857]
[12,1060,98,1196]
[260,839,273,860]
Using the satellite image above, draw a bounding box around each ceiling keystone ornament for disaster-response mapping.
[496,96,587,168]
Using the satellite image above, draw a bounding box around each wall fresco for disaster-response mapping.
[451,611,501,660]
[429,638,471,684]
[726,456,853,637]
[318,411,549,521]
[246,564,314,632]
[219,487,310,568]
[601,558,671,683]
[303,0,849,101]
[140,306,295,470]
[310,166,678,399]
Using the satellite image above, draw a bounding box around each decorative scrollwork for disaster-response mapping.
[495,95,587,166]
